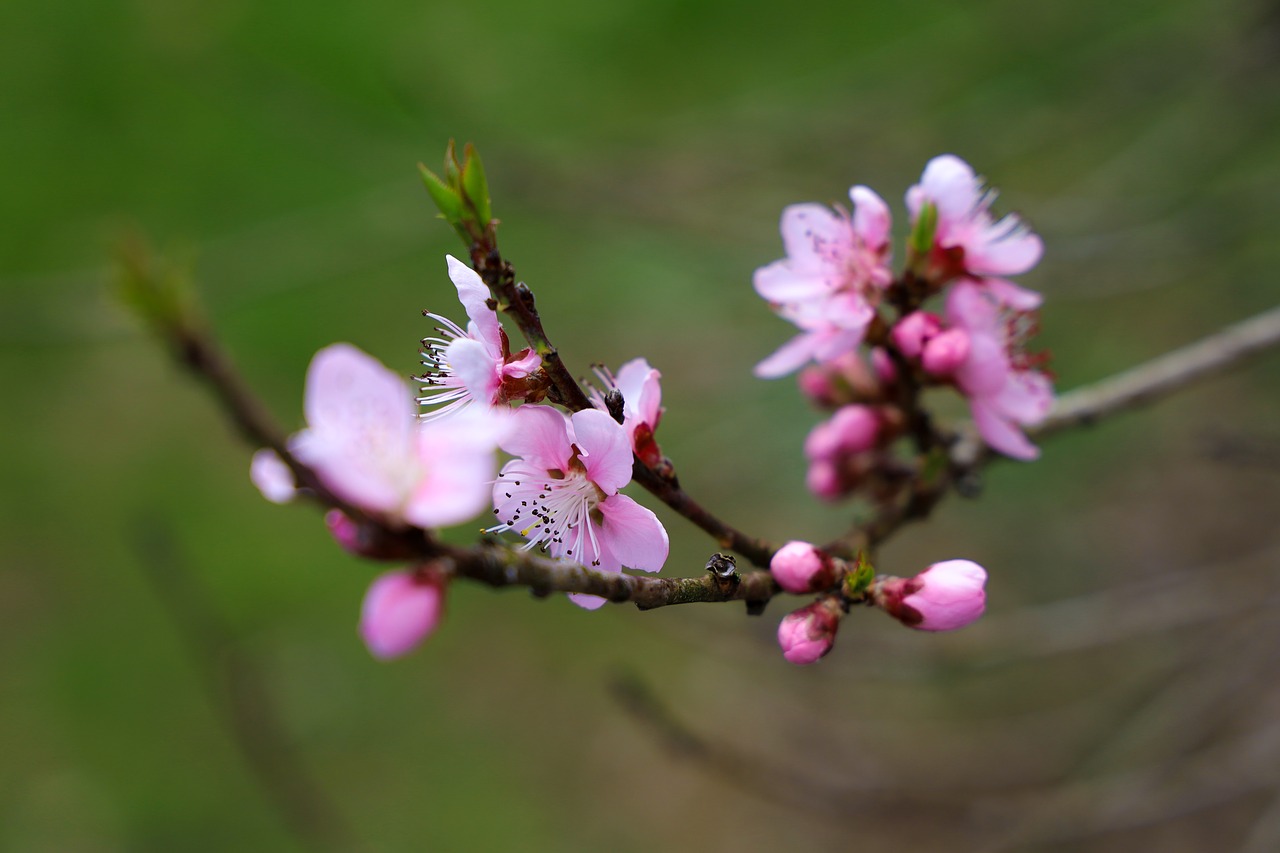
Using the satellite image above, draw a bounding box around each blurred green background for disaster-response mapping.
[4,0,1280,850]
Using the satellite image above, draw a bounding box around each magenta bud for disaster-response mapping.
[359,568,446,659]
[797,366,838,406]
[870,347,898,383]
[891,311,942,358]
[921,328,971,376]
[873,559,987,632]
[770,540,838,593]
[777,597,843,665]
[325,509,362,553]
[829,405,880,453]
[806,460,843,501]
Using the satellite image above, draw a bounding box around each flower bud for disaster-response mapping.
[324,509,362,553]
[870,347,898,383]
[891,311,942,358]
[250,449,296,504]
[797,366,839,407]
[805,460,843,501]
[873,559,987,632]
[921,328,971,376]
[359,568,446,659]
[770,541,838,593]
[777,597,843,665]
[805,405,880,463]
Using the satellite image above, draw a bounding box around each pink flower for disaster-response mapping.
[489,406,669,610]
[253,343,506,527]
[777,597,843,665]
[418,255,542,418]
[770,541,837,594]
[359,569,446,659]
[754,186,893,378]
[906,155,1043,281]
[873,560,987,632]
[589,358,664,467]
[947,280,1054,460]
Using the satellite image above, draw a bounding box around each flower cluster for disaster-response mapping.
[252,255,672,656]
[755,155,1054,498]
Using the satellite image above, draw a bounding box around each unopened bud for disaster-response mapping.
[891,311,943,358]
[770,541,838,593]
[921,328,971,376]
[324,509,361,552]
[359,568,447,659]
[777,597,843,665]
[873,559,987,632]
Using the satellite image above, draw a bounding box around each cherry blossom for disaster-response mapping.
[873,560,987,632]
[947,280,1054,460]
[589,358,664,467]
[489,406,669,610]
[754,186,893,377]
[418,255,542,419]
[906,155,1043,281]
[251,343,505,527]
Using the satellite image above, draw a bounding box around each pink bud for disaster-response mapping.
[891,311,942,358]
[806,460,843,501]
[359,569,446,659]
[777,597,843,665]
[797,366,838,406]
[874,559,987,632]
[770,541,837,594]
[324,509,362,553]
[921,328,971,376]
[828,405,880,453]
[870,347,898,383]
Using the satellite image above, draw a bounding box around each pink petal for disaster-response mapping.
[981,277,1043,311]
[849,185,891,250]
[502,349,542,380]
[777,204,851,269]
[991,370,1054,425]
[753,262,831,304]
[250,449,296,503]
[971,398,1040,460]
[404,410,506,528]
[967,223,1043,277]
[613,358,662,427]
[500,405,573,469]
[570,409,634,494]
[445,255,503,351]
[595,494,669,573]
[913,155,981,224]
[445,337,502,405]
[568,593,608,610]
[754,332,823,378]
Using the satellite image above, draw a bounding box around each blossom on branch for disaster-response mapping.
[418,255,542,418]
[947,280,1054,460]
[777,597,843,664]
[906,154,1043,283]
[251,343,506,527]
[489,406,669,610]
[754,186,893,378]
[589,358,665,467]
[872,559,987,632]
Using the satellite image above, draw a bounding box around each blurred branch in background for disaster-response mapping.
[132,520,356,853]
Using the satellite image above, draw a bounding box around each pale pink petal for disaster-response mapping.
[404,410,506,528]
[569,409,634,494]
[754,332,824,378]
[967,224,1043,277]
[502,349,542,379]
[753,263,830,304]
[849,185,891,249]
[946,279,999,330]
[991,371,1053,425]
[359,570,445,660]
[921,328,971,376]
[499,405,573,469]
[981,277,1043,311]
[810,326,867,364]
[971,398,1040,460]
[445,255,502,351]
[595,494,669,573]
[777,204,851,269]
[905,560,987,632]
[912,155,980,223]
[613,358,662,427]
[445,337,502,405]
[568,593,608,610]
[250,449,296,504]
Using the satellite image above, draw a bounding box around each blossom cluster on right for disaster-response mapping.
[755,155,1054,501]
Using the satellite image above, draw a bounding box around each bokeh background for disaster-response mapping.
[4,0,1280,850]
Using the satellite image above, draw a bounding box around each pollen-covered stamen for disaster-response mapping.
[1003,309,1054,377]
[487,457,609,564]
[416,311,474,419]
